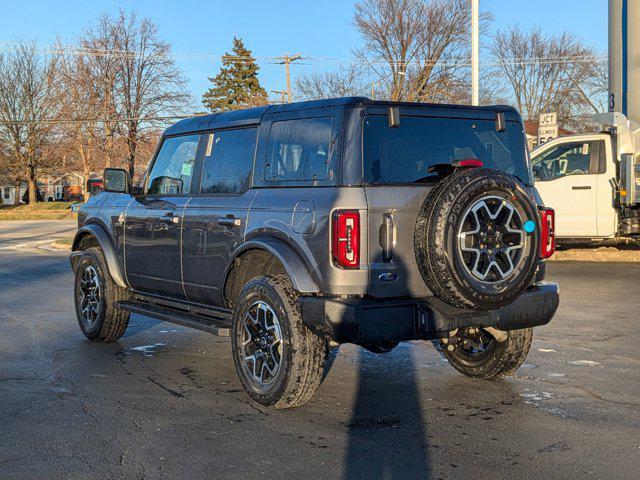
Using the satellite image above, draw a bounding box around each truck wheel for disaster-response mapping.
[73,247,131,342]
[415,168,541,310]
[231,275,327,409]
[441,327,532,379]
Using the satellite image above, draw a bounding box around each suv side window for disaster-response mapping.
[147,134,200,195]
[532,141,600,182]
[200,127,257,194]
[265,117,332,182]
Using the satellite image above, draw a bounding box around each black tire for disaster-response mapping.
[231,275,327,409]
[362,341,399,354]
[73,247,131,342]
[415,168,540,310]
[442,328,533,379]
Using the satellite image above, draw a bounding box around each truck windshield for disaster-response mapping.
[363,115,531,185]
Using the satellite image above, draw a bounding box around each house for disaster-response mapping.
[524,121,573,151]
[44,173,85,201]
[0,172,87,204]
[0,183,26,205]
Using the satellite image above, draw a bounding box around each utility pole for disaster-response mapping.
[271,90,287,104]
[608,0,640,120]
[471,0,479,106]
[276,54,302,103]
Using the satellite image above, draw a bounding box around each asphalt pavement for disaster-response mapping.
[0,220,76,250]
[0,221,638,479]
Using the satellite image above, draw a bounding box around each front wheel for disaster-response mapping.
[231,275,327,409]
[440,327,533,379]
[73,247,131,342]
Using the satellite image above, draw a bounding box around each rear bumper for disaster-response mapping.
[300,282,559,345]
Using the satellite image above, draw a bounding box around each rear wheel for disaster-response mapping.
[73,247,131,342]
[231,275,327,409]
[440,327,533,379]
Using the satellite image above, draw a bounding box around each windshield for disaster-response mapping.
[363,115,531,185]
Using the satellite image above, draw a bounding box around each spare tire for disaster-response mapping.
[414,168,540,311]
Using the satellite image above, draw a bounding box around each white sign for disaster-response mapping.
[539,112,557,126]
[538,112,558,145]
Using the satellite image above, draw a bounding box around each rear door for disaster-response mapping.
[531,136,609,237]
[181,127,258,306]
[361,111,532,298]
[124,134,201,299]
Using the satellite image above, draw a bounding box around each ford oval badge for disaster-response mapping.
[378,272,399,282]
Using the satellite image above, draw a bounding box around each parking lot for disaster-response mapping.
[0,222,638,479]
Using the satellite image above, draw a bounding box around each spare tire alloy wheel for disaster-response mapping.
[458,196,524,283]
[415,169,540,310]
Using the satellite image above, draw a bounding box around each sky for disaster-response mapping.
[0,0,608,105]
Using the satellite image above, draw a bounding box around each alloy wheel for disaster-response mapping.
[79,265,101,327]
[458,196,525,282]
[454,328,497,364]
[240,301,283,385]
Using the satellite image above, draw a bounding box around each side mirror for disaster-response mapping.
[104,168,130,194]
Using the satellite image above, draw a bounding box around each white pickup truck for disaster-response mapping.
[530,113,640,242]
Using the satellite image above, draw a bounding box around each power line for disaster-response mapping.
[0,41,607,68]
[0,114,196,126]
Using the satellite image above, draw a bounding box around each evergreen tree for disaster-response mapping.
[202,37,268,112]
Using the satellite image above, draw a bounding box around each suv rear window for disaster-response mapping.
[200,127,257,194]
[363,115,531,185]
[266,117,332,182]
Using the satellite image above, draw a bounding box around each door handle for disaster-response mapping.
[572,186,592,190]
[159,214,179,224]
[217,216,242,227]
[379,213,394,262]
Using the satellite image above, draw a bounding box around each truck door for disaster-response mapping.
[124,134,201,299]
[531,137,608,238]
[181,128,258,306]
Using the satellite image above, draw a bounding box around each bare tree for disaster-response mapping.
[0,42,62,205]
[58,44,102,200]
[295,64,367,100]
[576,57,608,114]
[353,0,489,103]
[491,26,604,125]
[76,14,122,169]
[0,142,17,205]
[110,11,191,177]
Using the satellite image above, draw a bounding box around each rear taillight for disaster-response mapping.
[539,208,556,259]
[332,210,360,269]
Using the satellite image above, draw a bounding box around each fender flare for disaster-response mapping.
[71,224,127,288]
[228,237,320,294]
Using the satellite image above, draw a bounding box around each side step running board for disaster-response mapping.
[116,301,232,337]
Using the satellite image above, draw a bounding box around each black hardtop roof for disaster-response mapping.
[163,97,520,137]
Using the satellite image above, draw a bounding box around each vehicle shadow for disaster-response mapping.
[342,250,431,479]
[343,345,431,479]
[122,313,163,337]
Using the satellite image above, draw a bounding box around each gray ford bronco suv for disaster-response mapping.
[70,97,559,409]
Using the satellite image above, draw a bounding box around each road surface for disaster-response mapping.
[0,222,638,479]
[0,220,76,250]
